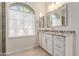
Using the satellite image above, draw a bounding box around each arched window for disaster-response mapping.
[8,3,35,37]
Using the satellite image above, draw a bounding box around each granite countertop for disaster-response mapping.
[39,30,76,36]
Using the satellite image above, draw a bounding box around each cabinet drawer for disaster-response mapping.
[54,43,65,52]
[55,42,64,48]
[54,53,64,56]
[54,48,64,53]
[55,36,65,42]
[54,40,65,45]
[54,49,65,56]
[55,38,64,42]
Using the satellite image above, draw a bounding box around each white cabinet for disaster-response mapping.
[47,35,54,55]
[41,33,65,56]
[54,36,65,56]
[41,33,53,55]
[39,32,74,56]
[41,33,47,51]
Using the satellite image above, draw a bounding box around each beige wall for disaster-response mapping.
[6,2,46,54]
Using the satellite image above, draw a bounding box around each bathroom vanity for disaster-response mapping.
[38,30,76,56]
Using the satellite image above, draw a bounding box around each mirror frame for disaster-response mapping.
[46,3,68,27]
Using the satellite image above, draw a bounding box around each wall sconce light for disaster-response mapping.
[48,2,66,12]
[48,5,52,10]
[39,13,43,17]
[48,3,56,11]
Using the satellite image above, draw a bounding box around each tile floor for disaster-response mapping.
[9,47,50,56]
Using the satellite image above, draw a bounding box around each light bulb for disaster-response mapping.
[39,13,43,17]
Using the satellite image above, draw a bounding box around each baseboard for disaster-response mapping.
[39,46,52,56]
[0,53,6,56]
[6,45,38,56]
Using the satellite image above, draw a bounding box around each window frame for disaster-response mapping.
[7,3,36,38]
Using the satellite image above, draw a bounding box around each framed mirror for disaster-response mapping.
[46,4,67,27]
[39,16,45,28]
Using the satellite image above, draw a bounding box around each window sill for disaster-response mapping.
[8,35,36,39]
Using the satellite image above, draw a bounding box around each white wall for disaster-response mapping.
[0,3,2,53]
[6,2,46,54]
[67,2,79,56]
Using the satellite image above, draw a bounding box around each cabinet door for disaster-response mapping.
[47,36,54,55]
[41,33,54,55]
[41,33,47,50]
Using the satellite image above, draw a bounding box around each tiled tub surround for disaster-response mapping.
[38,30,76,56]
